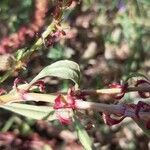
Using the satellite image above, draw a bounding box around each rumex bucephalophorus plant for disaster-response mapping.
[0,60,149,150]
[0,1,149,149]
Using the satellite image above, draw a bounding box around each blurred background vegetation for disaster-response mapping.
[0,0,149,149]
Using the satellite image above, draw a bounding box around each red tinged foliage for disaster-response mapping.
[135,79,150,98]
[102,101,150,129]
[53,88,77,125]
[0,0,78,54]
[102,113,125,126]
[0,88,7,95]
[54,88,76,110]
[0,0,48,54]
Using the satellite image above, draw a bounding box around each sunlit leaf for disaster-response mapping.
[1,103,56,121]
[29,60,80,88]
[73,116,93,150]
[124,73,149,82]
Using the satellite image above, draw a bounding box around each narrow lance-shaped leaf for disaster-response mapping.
[73,116,93,150]
[1,103,56,121]
[124,73,149,82]
[28,60,80,88]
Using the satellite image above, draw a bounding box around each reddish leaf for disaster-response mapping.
[135,80,150,98]
[102,113,125,126]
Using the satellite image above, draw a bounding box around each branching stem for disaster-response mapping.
[0,87,149,121]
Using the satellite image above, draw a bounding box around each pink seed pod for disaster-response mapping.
[0,88,7,95]
[28,80,45,93]
[13,78,28,92]
[102,113,125,126]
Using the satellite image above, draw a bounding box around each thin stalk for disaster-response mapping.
[21,20,57,63]
[0,91,149,120]
[75,100,150,121]
[0,85,149,104]
[71,85,150,95]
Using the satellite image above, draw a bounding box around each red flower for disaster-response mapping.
[54,88,76,109]
[102,101,150,129]
[55,109,72,125]
[0,88,7,95]
[53,88,77,125]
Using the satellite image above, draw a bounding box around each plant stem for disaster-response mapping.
[0,84,149,104]
[75,100,150,121]
[21,20,57,63]
[70,85,150,95]
[75,100,124,114]
[0,91,149,121]
[0,20,57,83]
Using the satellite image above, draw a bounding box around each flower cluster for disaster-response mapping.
[109,79,150,99]
[53,88,77,124]
[102,101,150,129]
[104,79,150,129]
[0,0,78,54]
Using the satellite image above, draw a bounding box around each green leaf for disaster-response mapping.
[0,70,13,83]
[73,116,93,150]
[124,73,149,82]
[138,0,150,5]
[1,103,56,121]
[29,60,80,88]
[47,44,64,60]
[15,48,26,61]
